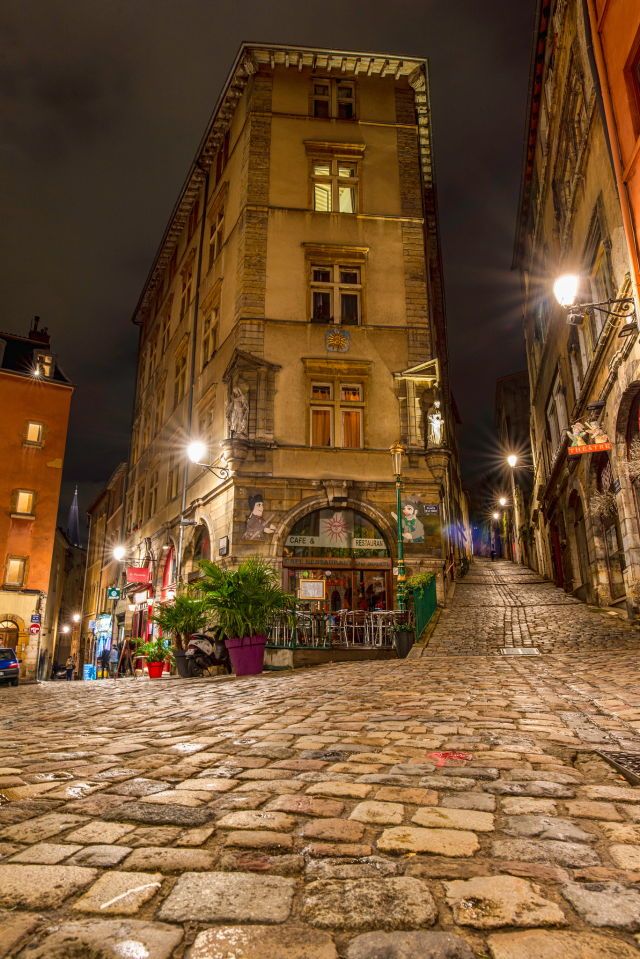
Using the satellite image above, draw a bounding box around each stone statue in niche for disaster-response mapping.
[427,400,444,448]
[227,386,249,438]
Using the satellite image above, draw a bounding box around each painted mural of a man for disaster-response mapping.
[392,500,425,543]
[244,493,276,540]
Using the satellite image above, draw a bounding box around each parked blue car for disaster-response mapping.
[0,648,20,686]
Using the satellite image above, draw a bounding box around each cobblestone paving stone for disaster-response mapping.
[2,558,640,955]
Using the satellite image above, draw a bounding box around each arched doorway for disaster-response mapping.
[193,524,211,563]
[567,491,590,602]
[283,507,391,611]
[0,620,19,651]
[592,453,626,602]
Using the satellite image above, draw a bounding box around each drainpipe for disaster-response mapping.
[585,0,640,302]
[177,167,210,581]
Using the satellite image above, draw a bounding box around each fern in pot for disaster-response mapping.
[198,558,295,676]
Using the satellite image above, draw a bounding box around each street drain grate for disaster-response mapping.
[596,751,640,786]
[500,647,540,656]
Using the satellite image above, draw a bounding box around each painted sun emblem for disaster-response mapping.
[321,512,349,544]
[325,329,350,353]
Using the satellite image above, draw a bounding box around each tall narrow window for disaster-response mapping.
[180,269,193,320]
[309,381,364,448]
[312,81,331,117]
[161,313,171,353]
[153,384,165,435]
[208,210,225,269]
[337,82,355,119]
[174,349,188,407]
[311,79,356,119]
[167,454,180,502]
[187,200,199,240]
[147,471,158,519]
[34,352,54,378]
[202,308,218,368]
[5,557,26,587]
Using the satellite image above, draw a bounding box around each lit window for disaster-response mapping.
[34,352,54,378]
[208,210,225,270]
[312,159,358,214]
[202,307,219,368]
[14,490,34,515]
[310,380,364,448]
[5,557,26,587]
[310,263,362,325]
[25,422,43,446]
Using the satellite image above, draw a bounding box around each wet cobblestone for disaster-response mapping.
[2,559,640,955]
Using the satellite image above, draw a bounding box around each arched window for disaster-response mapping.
[284,509,388,558]
[193,524,211,563]
[0,620,19,650]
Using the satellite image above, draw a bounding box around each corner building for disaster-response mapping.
[124,44,466,625]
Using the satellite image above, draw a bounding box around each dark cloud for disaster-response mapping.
[0,0,535,534]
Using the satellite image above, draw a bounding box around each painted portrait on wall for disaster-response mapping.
[391,497,441,554]
[243,492,276,541]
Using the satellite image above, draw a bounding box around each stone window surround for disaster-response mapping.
[4,555,27,589]
[310,77,357,120]
[303,242,368,327]
[304,141,365,216]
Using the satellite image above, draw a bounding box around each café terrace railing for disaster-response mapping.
[266,608,414,650]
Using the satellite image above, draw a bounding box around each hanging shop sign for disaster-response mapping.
[106,586,121,600]
[126,566,151,584]
[566,422,611,456]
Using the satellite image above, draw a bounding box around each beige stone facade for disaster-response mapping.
[116,44,467,628]
[515,1,640,615]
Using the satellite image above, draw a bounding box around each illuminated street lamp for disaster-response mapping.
[187,440,229,479]
[61,624,70,634]
[389,442,407,612]
[498,496,507,507]
[507,453,518,468]
[72,612,81,623]
[553,272,635,330]
[492,511,500,521]
[112,545,126,562]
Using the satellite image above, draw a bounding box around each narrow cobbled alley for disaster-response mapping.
[3,559,640,957]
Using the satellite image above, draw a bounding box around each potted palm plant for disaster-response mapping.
[151,591,209,677]
[135,637,174,679]
[198,558,294,676]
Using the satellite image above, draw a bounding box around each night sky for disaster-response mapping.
[1,1,536,534]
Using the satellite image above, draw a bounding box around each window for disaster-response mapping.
[34,352,54,378]
[153,384,165,435]
[208,210,225,269]
[568,328,587,401]
[167,454,180,502]
[180,268,193,321]
[161,313,171,353]
[4,556,26,587]
[202,307,218,369]
[312,158,358,214]
[147,471,158,519]
[552,52,588,228]
[311,79,356,119]
[24,421,43,446]
[545,373,568,457]
[310,263,362,325]
[135,482,146,528]
[187,200,199,241]
[13,490,35,516]
[167,250,177,284]
[310,380,364,449]
[174,349,188,407]
[214,130,230,183]
[584,206,614,345]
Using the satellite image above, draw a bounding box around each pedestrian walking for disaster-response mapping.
[65,655,75,681]
[490,546,496,562]
[108,644,119,678]
[100,647,109,678]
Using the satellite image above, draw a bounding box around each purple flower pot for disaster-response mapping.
[225,635,267,676]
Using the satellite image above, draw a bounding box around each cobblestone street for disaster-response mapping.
[3,559,640,957]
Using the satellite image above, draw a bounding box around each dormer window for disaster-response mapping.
[33,352,54,378]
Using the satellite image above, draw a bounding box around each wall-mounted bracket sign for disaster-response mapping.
[567,421,611,456]
[106,586,121,600]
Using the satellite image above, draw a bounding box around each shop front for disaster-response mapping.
[283,508,392,612]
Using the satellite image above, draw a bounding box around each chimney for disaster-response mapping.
[29,315,51,345]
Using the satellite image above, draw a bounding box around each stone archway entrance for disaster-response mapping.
[282,507,392,612]
[0,620,19,650]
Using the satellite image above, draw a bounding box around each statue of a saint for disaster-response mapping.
[227,386,249,437]
[427,400,444,447]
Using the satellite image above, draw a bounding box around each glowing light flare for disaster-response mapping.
[553,273,579,308]
[187,440,207,464]
[507,454,518,468]
[498,496,507,507]
[492,512,500,521]
[112,545,126,561]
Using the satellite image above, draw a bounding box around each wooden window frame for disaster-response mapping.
[179,267,193,321]
[24,421,44,447]
[4,555,27,588]
[310,262,362,326]
[173,347,188,408]
[208,209,225,271]
[309,379,365,449]
[12,489,35,517]
[201,306,219,369]
[310,78,357,120]
[311,156,359,214]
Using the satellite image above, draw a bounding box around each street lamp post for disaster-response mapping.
[390,443,406,612]
[553,272,636,330]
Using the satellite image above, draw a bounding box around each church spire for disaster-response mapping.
[67,485,81,546]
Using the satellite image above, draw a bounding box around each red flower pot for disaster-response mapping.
[225,635,267,676]
[147,661,165,679]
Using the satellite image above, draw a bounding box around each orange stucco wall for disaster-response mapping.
[594,0,640,286]
[0,371,73,591]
